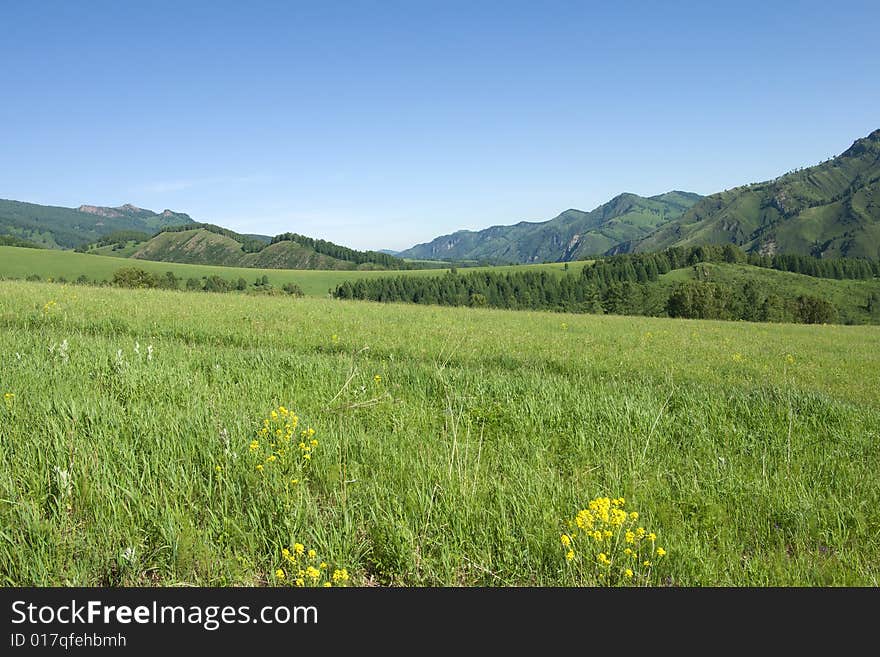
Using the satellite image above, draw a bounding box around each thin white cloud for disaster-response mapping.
[144,180,197,193]
[138,174,274,194]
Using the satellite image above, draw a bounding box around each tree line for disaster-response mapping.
[580,244,878,286]
[0,235,44,249]
[269,232,412,269]
[333,245,879,324]
[74,230,152,252]
[17,267,304,297]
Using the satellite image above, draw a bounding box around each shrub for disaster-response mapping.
[111,267,160,289]
[282,282,304,297]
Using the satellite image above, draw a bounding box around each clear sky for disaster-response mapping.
[1,1,878,251]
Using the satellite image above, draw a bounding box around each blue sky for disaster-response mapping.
[1,1,878,251]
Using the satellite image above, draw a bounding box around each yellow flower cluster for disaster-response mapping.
[275,543,349,587]
[247,406,318,476]
[298,426,317,462]
[561,496,667,586]
[43,300,57,314]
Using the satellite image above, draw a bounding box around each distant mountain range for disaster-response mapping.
[1,128,878,268]
[399,129,880,262]
[626,129,880,259]
[0,200,410,270]
[397,191,702,263]
[0,201,193,249]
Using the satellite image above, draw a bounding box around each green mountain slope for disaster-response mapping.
[0,198,407,271]
[631,129,880,258]
[129,227,403,270]
[397,191,701,263]
[0,199,193,249]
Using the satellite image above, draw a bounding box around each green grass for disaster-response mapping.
[1,280,878,586]
[0,245,589,297]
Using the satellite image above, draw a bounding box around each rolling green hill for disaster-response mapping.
[630,129,880,258]
[398,191,702,263]
[0,197,412,271]
[127,225,410,270]
[129,228,367,270]
[0,199,194,249]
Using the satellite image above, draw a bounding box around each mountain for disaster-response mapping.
[0,199,194,249]
[127,224,408,270]
[0,198,407,270]
[397,191,702,263]
[628,129,880,258]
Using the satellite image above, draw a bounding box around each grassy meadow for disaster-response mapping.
[1,279,879,586]
[0,245,588,297]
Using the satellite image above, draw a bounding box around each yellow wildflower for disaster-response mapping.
[624,569,633,578]
[275,569,285,580]
[255,464,263,472]
[575,510,594,529]
[308,549,317,559]
[561,534,571,548]
[323,581,332,588]
[565,550,575,561]
[332,568,349,583]
[656,547,667,557]
[374,374,382,383]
